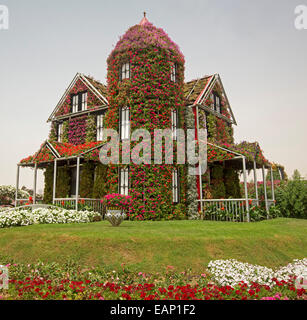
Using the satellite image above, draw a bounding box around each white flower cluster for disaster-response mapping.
[0,207,101,228]
[208,258,307,288]
[0,185,29,200]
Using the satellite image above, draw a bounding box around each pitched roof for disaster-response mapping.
[19,140,105,165]
[184,75,214,105]
[184,74,237,125]
[47,73,108,122]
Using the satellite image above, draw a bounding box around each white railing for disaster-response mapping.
[53,198,105,215]
[198,199,256,222]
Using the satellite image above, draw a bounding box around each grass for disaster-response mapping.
[0,218,306,273]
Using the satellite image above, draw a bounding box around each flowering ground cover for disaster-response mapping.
[0,207,101,228]
[0,260,305,300]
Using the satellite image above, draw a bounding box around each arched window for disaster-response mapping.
[171,109,178,140]
[119,167,129,195]
[120,107,130,140]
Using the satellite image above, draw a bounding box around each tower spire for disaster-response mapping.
[139,12,150,25]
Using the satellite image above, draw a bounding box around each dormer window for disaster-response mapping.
[57,123,63,143]
[71,91,87,113]
[171,109,178,140]
[120,107,130,140]
[170,63,176,82]
[96,114,104,141]
[120,62,130,81]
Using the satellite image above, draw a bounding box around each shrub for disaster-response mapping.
[0,186,30,205]
[275,170,307,219]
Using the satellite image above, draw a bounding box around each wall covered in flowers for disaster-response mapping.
[104,20,187,220]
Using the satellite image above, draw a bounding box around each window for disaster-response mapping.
[72,95,79,113]
[71,91,87,113]
[57,123,63,143]
[170,63,176,82]
[121,62,130,81]
[81,92,87,111]
[172,169,179,203]
[212,92,221,114]
[96,114,104,141]
[120,107,130,140]
[119,167,129,196]
[171,109,178,140]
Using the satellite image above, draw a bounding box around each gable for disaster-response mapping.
[48,73,108,122]
[184,74,237,125]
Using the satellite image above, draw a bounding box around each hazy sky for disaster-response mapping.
[0,0,306,192]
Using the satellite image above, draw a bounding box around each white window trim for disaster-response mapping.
[171,109,178,140]
[121,62,130,80]
[81,92,87,111]
[119,167,129,196]
[96,114,104,141]
[120,107,130,140]
[172,169,179,203]
[57,123,63,143]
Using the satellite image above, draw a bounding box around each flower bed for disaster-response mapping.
[0,259,305,300]
[0,207,101,228]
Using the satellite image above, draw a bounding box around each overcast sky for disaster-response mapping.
[0,0,306,192]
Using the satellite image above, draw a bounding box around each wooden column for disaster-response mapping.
[262,165,269,217]
[15,164,20,207]
[242,156,250,222]
[33,163,37,205]
[52,159,57,205]
[75,157,80,211]
[253,161,259,206]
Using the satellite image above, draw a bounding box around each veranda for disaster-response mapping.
[15,141,277,223]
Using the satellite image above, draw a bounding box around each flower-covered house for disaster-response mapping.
[17,14,284,221]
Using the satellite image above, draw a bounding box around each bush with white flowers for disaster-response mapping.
[0,207,102,228]
[0,185,30,205]
[208,258,307,288]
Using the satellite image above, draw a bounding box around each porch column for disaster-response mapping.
[253,161,259,205]
[270,166,275,203]
[196,105,203,214]
[242,156,250,222]
[75,157,80,211]
[262,165,269,217]
[15,164,20,207]
[52,159,57,205]
[33,163,37,205]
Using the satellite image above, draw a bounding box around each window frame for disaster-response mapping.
[170,62,177,82]
[172,168,180,203]
[120,62,130,81]
[171,109,178,141]
[96,113,104,141]
[57,122,63,143]
[120,106,130,141]
[119,167,129,196]
[71,91,88,113]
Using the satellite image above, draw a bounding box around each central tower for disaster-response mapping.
[105,14,186,220]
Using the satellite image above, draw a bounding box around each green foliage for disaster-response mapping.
[275,170,307,219]
[43,164,54,204]
[80,162,95,198]
[92,163,109,199]
[62,120,69,143]
[85,114,97,143]
[211,165,226,198]
[48,122,57,142]
[224,168,241,198]
[56,165,71,198]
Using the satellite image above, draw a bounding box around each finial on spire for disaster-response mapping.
[139,11,150,26]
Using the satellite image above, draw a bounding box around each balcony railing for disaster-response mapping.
[53,198,105,215]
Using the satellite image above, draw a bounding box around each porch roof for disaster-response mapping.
[19,140,105,167]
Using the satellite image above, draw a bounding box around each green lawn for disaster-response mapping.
[0,218,306,273]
